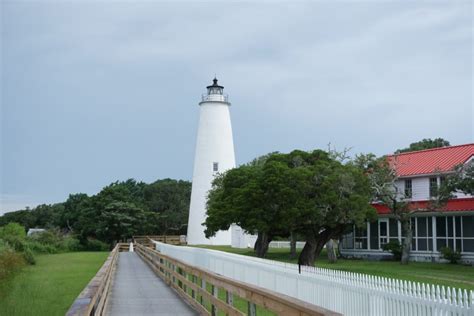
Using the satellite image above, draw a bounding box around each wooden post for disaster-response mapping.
[200,279,206,306]
[211,285,218,316]
[191,275,196,299]
[248,302,257,316]
[226,290,233,306]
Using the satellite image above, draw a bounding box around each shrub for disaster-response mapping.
[440,247,461,264]
[382,240,402,261]
[4,236,29,252]
[61,236,84,251]
[0,223,26,240]
[24,239,60,254]
[21,247,36,265]
[30,230,62,248]
[0,245,26,280]
[25,240,49,253]
[85,239,109,251]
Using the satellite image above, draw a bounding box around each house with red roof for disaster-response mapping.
[340,143,474,263]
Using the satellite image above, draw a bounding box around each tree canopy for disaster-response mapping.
[395,138,450,153]
[0,178,191,246]
[205,150,375,265]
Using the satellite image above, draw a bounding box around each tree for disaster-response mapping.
[96,201,146,245]
[0,222,26,240]
[0,177,192,245]
[443,162,474,195]
[362,154,449,264]
[395,138,450,154]
[205,150,375,264]
[143,179,191,235]
[294,154,374,266]
[205,162,295,257]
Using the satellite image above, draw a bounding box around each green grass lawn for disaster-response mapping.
[196,246,474,291]
[0,251,109,316]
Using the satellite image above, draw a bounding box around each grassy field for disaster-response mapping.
[197,246,474,291]
[0,252,109,316]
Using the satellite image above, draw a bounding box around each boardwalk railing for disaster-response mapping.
[135,242,340,316]
[66,243,128,316]
[133,235,185,246]
[151,240,474,316]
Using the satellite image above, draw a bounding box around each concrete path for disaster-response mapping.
[106,252,197,316]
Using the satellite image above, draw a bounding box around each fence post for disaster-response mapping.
[191,275,196,299]
[211,285,218,316]
[248,302,257,316]
[200,279,206,306]
[226,290,233,306]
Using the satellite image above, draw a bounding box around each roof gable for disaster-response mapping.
[388,143,474,177]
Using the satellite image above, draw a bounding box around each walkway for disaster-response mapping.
[106,252,197,316]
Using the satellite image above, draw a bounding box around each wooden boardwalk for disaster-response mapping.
[105,252,197,316]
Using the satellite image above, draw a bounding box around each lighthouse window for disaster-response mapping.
[213,162,219,172]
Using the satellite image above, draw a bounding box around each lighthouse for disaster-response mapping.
[187,78,235,245]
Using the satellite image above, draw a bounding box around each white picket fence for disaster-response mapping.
[152,240,473,316]
[269,241,306,249]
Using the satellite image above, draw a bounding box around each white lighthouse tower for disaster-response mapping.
[187,78,235,245]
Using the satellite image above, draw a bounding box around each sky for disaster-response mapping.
[1,0,473,214]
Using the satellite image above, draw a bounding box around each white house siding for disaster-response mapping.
[395,177,430,201]
[398,176,472,201]
[455,191,471,199]
[411,177,430,201]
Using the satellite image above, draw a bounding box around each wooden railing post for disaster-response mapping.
[247,302,257,316]
[191,275,196,299]
[182,269,187,293]
[226,290,233,307]
[200,279,206,306]
[211,284,218,316]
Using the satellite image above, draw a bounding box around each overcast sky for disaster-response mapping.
[1,1,472,214]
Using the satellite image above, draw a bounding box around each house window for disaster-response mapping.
[404,179,412,198]
[412,217,432,251]
[213,162,219,172]
[354,225,368,249]
[341,232,354,249]
[436,215,467,252]
[370,221,379,250]
[429,177,438,197]
[379,219,389,248]
[463,216,474,252]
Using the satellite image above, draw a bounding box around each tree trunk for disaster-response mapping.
[313,237,328,261]
[290,231,297,259]
[298,237,318,266]
[401,219,412,265]
[326,239,337,263]
[254,232,272,258]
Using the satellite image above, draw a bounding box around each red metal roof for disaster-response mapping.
[373,198,474,214]
[388,143,474,177]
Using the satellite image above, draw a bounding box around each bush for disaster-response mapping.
[30,230,62,248]
[382,240,402,261]
[0,223,26,240]
[27,241,58,254]
[61,236,84,251]
[0,244,26,280]
[440,247,461,264]
[84,239,109,251]
[21,247,36,265]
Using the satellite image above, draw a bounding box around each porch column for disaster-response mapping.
[367,221,371,250]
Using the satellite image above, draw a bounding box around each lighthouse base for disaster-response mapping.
[186,229,231,246]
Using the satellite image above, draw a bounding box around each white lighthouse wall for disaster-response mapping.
[187,102,235,245]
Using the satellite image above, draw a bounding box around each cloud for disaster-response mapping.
[1,0,472,212]
[0,194,41,215]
